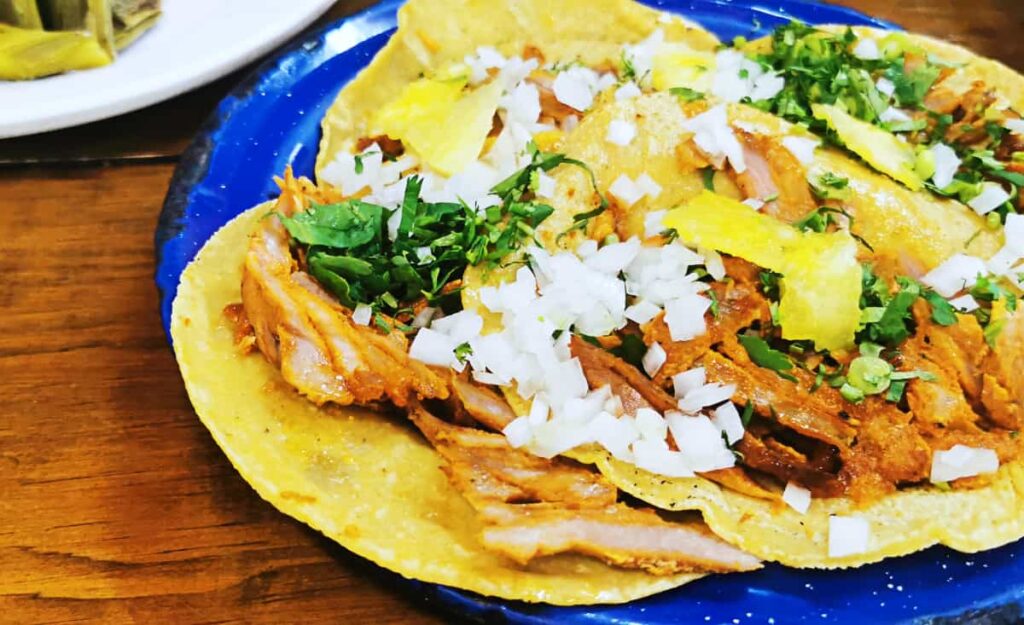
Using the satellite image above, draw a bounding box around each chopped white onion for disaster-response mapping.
[948,294,980,313]
[631,438,695,477]
[678,382,735,414]
[931,143,961,190]
[411,306,437,330]
[503,416,533,448]
[828,516,871,558]
[968,182,1011,215]
[615,82,643,101]
[351,304,373,326]
[625,299,661,325]
[536,171,557,198]
[672,368,706,399]
[783,482,812,514]
[920,254,987,297]
[642,342,667,377]
[875,77,895,97]
[666,412,735,472]
[607,120,637,146]
[681,104,746,173]
[930,445,999,483]
[712,401,745,445]
[636,173,663,200]
[663,293,711,341]
[781,136,819,165]
[609,174,646,207]
[1004,118,1024,135]
[408,328,456,367]
[742,198,765,210]
[644,210,668,238]
[879,107,912,123]
[852,38,880,60]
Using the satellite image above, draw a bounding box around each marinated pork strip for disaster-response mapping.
[734,131,818,223]
[449,374,517,431]
[982,306,1024,430]
[703,351,856,448]
[409,403,761,574]
[242,218,355,405]
[644,257,770,387]
[479,504,762,575]
[570,335,776,500]
[735,433,845,498]
[571,336,678,414]
[409,403,618,507]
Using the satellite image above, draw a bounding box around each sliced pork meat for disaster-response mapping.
[734,131,818,223]
[410,403,760,574]
[479,504,762,574]
[571,336,678,414]
[449,374,518,432]
[410,403,618,507]
[242,214,447,407]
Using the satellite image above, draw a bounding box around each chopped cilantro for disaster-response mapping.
[669,86,706,102]
[701,166,716,191]
[922,290,958,326]
[611,334,648,371]
[740,401,755,426]
[738,334,798,382]
[454,342,473,364]
[279,146,572,317]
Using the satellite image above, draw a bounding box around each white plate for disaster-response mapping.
[0,0,337,138]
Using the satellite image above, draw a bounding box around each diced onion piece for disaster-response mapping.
[634,408,668,440]
[527,396,550,426]
[678,382,735,413]
[503,416,533,448]
[828,516,871,558]
[606,120,637,146]
[609,174,645,207]
[615,82,642,101]
[968,182,1011,215]
[920,253,987,297]
[625,299,661,325]
[409,328,455,367]
[352,304,373,326]
[663,293,711,341]
[852,37,880,60]
[642,342,667,377]
[576,239,599,257]
[1004,118,1024,135]
[666,412,735,472]
[636,173,663,200]
[553,66,599,111]
[672,368,706,399]
[949,294,980,313]
[879,107,912,123]
[681,104,746,173]
[631,439,695,477]
[875,77,895,97]
[644,210,668,238]
[536,171,557,198]
[585,237,641,274]
[712,401,745,445]
[742,198,765,210]
[930,143,961,190]
[781,136,819,165]
[930,445,999,483]
[411,306,437,329]
[431,310,484,344]
[783,482,812,514]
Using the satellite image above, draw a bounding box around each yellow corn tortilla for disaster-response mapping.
[315,0,720,179]
[460,91,1022,568]
[171,204,703,605]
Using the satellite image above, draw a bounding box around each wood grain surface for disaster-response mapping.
[1,2,1022,624]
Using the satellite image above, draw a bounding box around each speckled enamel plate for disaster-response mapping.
[155,2,1024,623]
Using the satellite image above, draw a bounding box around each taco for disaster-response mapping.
[171,0,1024,606]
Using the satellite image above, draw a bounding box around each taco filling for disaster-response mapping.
[172,0,1024,605]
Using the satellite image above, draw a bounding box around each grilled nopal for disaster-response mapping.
[0,0,160,79]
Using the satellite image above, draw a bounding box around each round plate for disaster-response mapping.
[155,2,1024,624]
[0,0,335,138]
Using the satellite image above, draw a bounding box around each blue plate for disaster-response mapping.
[155,2,1024,624]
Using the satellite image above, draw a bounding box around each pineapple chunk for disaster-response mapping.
[375,76,502,176]
[812,103,923,191]
[778,230,861,352]
[663,190,861,351]
[661,190,798,272]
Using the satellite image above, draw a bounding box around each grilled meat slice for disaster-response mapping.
[479,504,762,575]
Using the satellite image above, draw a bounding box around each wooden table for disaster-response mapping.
[2,1,1022,623]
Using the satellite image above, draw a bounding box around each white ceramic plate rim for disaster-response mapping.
[0,0,337,139]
